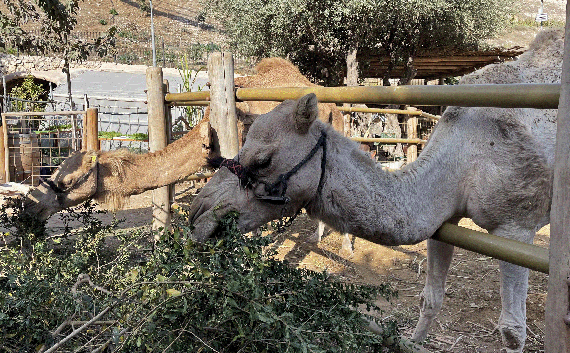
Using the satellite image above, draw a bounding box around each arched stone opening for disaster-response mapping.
[2,72,58,100]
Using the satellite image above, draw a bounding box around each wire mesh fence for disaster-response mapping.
[1,111,85,185]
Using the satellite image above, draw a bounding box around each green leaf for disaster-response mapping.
[166,288,182,297]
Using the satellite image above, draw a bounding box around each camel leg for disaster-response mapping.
[411,238,454,342]
[307,222,353,257]
[307,221,326,243]
[497,260,528,353]
[491,226,533,353]
[340,233,354,257]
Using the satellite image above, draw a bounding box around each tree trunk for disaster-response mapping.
[64,57,75,110]
[399,55,417,86]
[344,46,358,136]
[383,52,395,87]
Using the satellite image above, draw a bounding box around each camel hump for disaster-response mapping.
[525,28,565,58]
[255,57,302,75]
[249,58,314,87]
[460,28,564,85]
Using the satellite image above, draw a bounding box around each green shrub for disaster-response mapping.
[0,201,401,352]
[98,130,122,139]
[10,75,47,124]
[129,133,148,141]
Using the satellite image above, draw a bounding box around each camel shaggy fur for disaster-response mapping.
[188,29,562,352]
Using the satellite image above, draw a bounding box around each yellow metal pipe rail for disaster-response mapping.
[169,101,210,106]
[350,136,427,144]
[165,90,210,102]
[434,223,549,274]
[164,84,561,109]
[338,106,441,120]
[339,106,423,115]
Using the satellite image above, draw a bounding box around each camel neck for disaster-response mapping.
[306,127,463,246]
[101,120,211,197]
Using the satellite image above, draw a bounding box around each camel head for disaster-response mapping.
[190,93,328,241]
[25,150,100,221]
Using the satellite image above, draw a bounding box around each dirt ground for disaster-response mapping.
[41,181,549,353]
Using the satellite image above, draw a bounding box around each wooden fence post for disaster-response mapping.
[2,115,8,183]
[208,52,239,158]
[164,79,176,207]
[545,3,570,351]
[146,67,171,235]
[82,108,99,151]
[406,116,418,163]
[0,119,6,184]
[0,119,4,184]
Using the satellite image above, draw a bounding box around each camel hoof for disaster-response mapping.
[339,233,353,257]
[499,325,524,353]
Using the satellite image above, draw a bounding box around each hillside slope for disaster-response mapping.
[74,0,566,50]
[74,0,225,46]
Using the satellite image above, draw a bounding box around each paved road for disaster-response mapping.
[49,68,209,143]
[53,68,209,99]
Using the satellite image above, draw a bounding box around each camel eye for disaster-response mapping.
[253,157,271,170]
[60,177,75,189]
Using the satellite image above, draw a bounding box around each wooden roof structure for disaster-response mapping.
[358,46,526,80]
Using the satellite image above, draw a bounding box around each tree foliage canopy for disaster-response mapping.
[0,0,116,108]
[204,0,513,85]
[0,0,116,61]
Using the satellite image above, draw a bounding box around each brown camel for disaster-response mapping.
[188,29,562,352]
[23,58,346,222]
[24,119,212,221]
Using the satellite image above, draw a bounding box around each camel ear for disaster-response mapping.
[294,93,319,134]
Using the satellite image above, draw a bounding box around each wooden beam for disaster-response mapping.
[544,2,570,350]
[2,114,8,183]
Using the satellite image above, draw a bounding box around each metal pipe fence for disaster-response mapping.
[164,62,555,274]
[166,83,561,108]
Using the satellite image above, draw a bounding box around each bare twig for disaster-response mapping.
[90,327,129,353]
[449,334,463,351]
[71,274,112,297]
[73,319,120,353]
[44,306,111,353]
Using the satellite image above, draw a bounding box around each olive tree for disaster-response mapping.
[204,0,512,85]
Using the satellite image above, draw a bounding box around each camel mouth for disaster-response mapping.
[22,197,53,222]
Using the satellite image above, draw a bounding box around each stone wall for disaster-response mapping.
[0,54,103,76]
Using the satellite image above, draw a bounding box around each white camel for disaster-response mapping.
[188,29,562,352]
